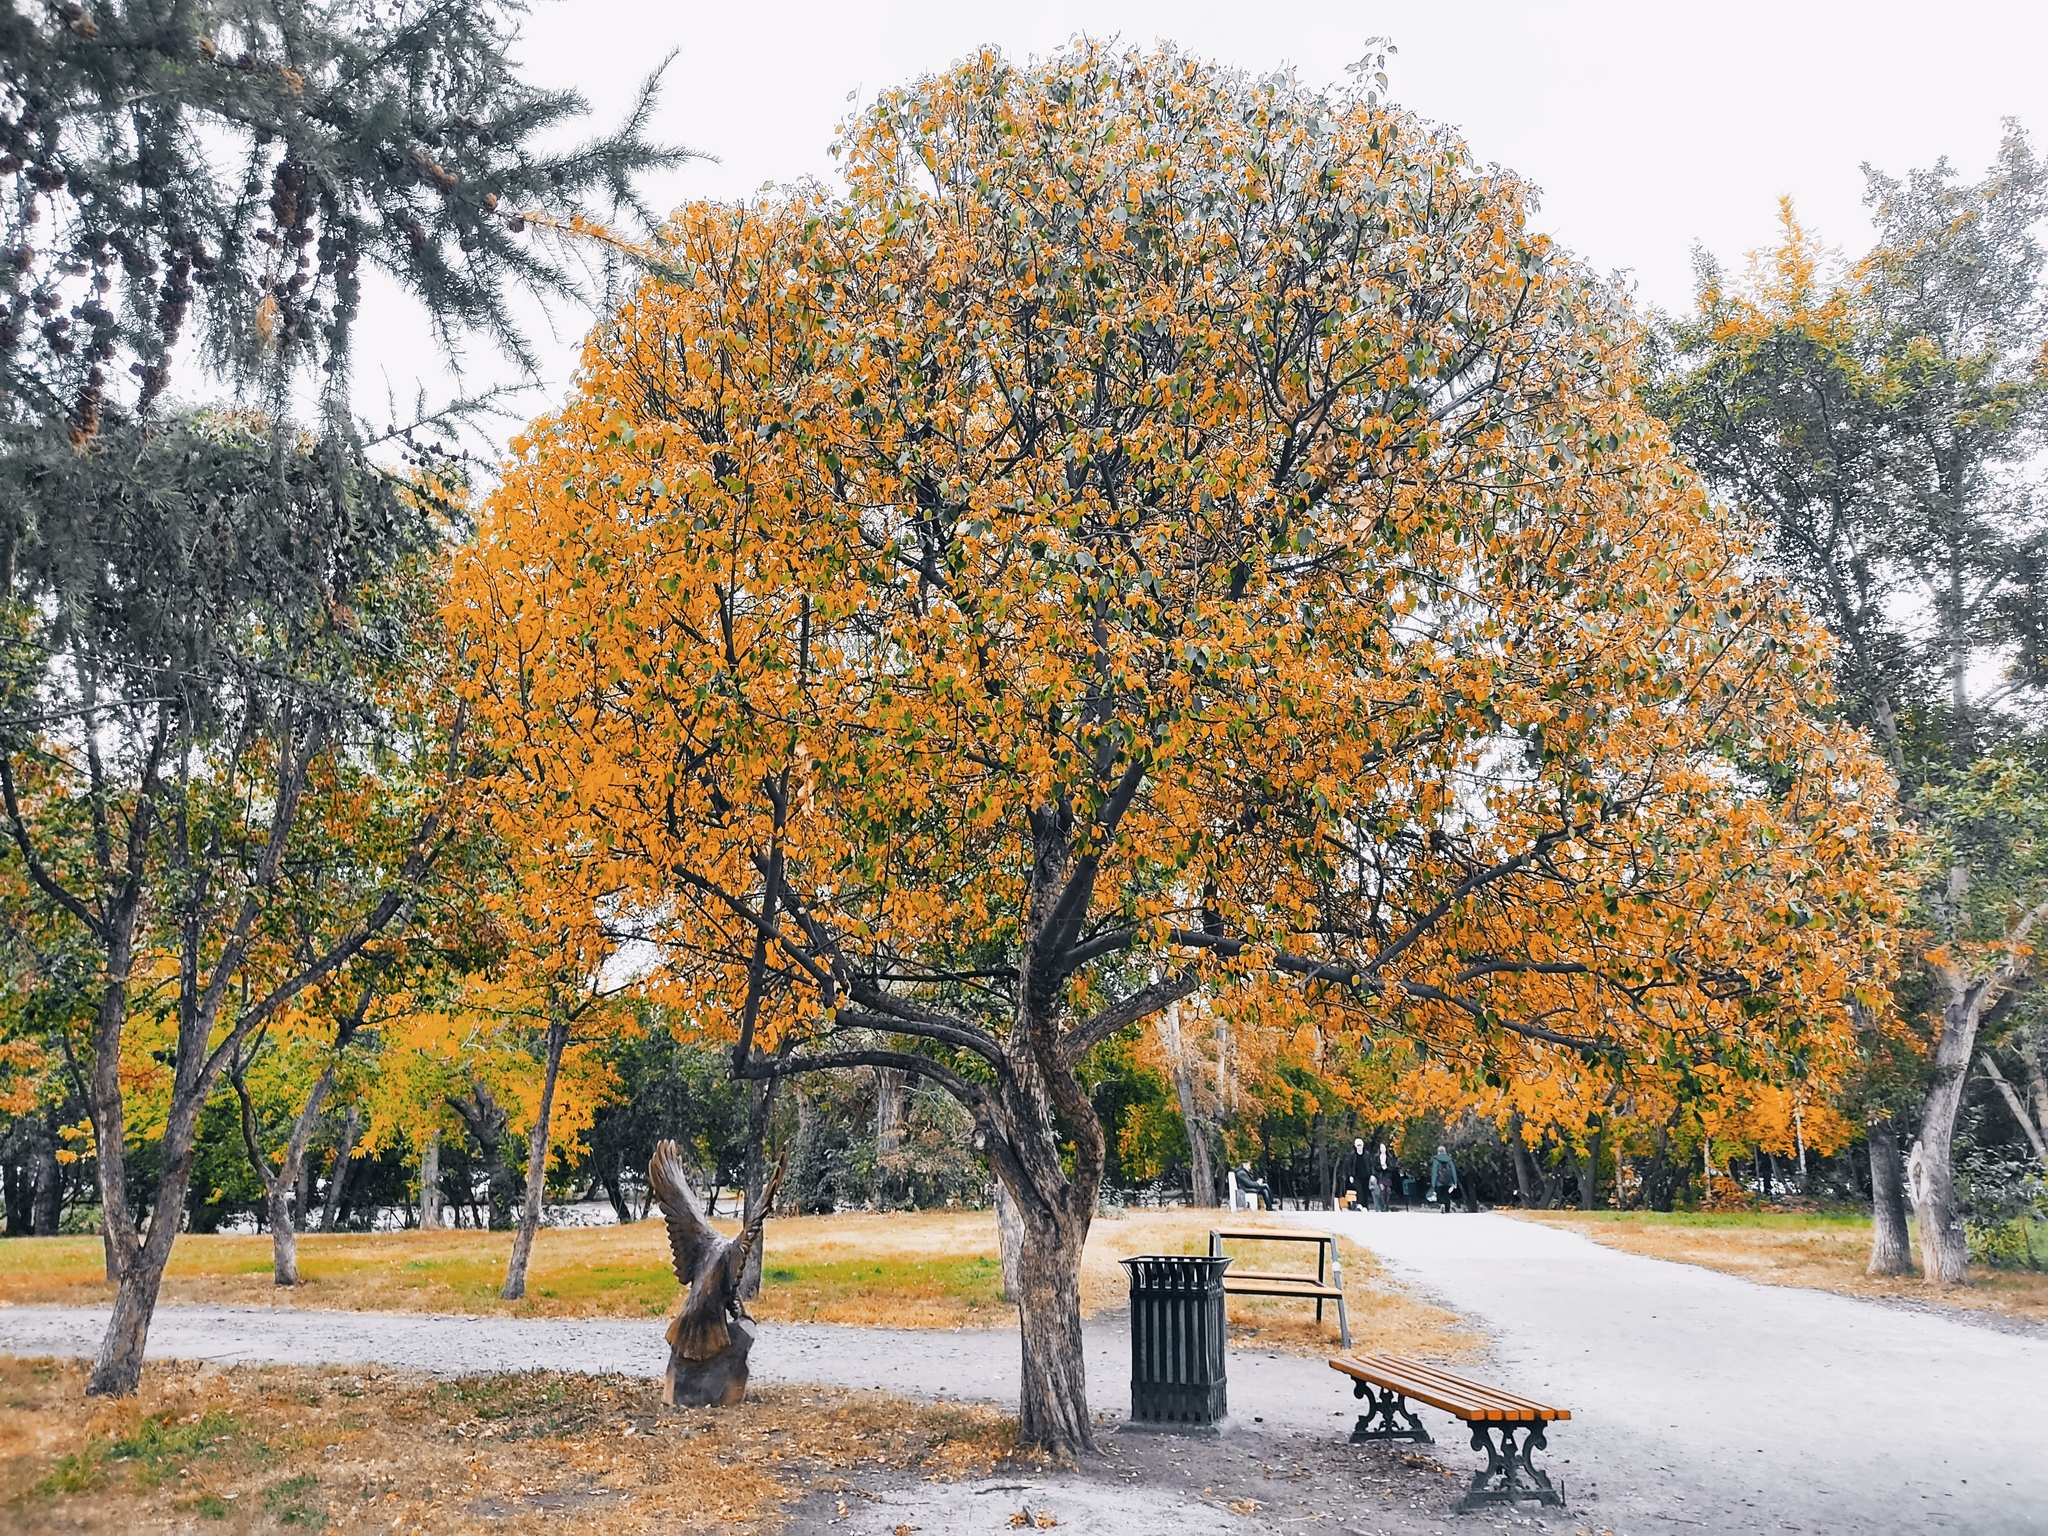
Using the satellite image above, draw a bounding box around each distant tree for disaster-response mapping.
[1656,132,2048,1284]
[458,42,1895,1454]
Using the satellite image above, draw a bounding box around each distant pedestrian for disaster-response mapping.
[1429,1144,1459,1212]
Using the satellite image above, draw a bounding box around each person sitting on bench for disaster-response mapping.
[1232,1162,1273,1211]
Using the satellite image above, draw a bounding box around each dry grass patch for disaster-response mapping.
[0,1357,1014,1534]
[0,1214,1007,1326]
[0,1209,1477,1358]
[1514,1209,2048,1325]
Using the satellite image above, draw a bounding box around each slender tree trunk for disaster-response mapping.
[418,1131,442,1230]
[738,1074,780,1300]
[503,1017,570,1302]
[1159,1005,1215,1206]
[453,1085,517,1230]
[994,1178,1025,1304]
[874,1067,905,1209]
[232,1061,335,1288]
[1981,1053,2048,1166]
[32,1128,62,1236]
[1866,1119,1914,1277]
[1507,1116,1542,1209]
[1579,1125,1601,1210]
[319,1105,363,1231]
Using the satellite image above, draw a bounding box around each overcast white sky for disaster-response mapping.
[353,0,2048,444]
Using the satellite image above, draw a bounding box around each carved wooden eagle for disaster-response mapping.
[649,1139,787,1361]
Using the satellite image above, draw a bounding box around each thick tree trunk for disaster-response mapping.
[1011,1195,1092,1457]
[738,1075,780,1301]
[1912,974,1984,1285]
[319,1105,363,1231]
[994,1178,1025,1304]
[88,1098,202,1395]
[265,1182,301,1285]
[1579,1126,1601,1211]
[503,1018,570,1302]
[419,1131,443,1230]
[1866,1119,1914,1277]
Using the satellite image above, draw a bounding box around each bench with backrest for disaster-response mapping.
[1329,1352,1568,1512]
[1207,1227,1350,1348]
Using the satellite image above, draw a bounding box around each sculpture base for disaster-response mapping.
[664,1320,754,1407]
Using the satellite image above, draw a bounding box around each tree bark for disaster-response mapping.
[319,1105,363,1231]
[87,1089,202,1395]
[231,1059,336,1288]
[1912,971,1988,1285]
[1009,1181,1092,1457]
[503,1017,570,1302]
[1579,1125,1601,1211]
[1158,1005,1215,1206]
[451,1084,517,1230]
[994,1177,1025,1304]
[1866,1118,1914,1277]
[418,1130,443,1230]
[874,1066,905,1209]
[32,1125,62,1236]
[1981,1052,2048,1166]
[738,1074,780,1301]
[1507,1116,1542,1208]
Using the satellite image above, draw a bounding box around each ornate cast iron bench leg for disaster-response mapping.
[1456,1420,1565,1512]
[1347,1380,1432,1444]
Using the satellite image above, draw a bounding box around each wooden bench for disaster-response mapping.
[1329,1353,1568,1513]
[1207,1227,1350,1348]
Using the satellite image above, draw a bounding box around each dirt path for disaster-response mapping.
[1304,1208,2048,1534]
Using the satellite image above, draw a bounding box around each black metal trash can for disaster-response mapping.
[1121,1254,1231,1427]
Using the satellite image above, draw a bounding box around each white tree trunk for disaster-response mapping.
[419,1131,442,1230]
[504,1017,570,1302]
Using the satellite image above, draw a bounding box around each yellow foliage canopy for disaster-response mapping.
[453,39,1895,1265]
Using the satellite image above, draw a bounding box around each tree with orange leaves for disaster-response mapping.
[454,42,1894,1454]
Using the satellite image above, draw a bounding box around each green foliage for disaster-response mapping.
[0,0,689,427]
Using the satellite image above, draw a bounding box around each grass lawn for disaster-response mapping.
[0,1356,1013,1534]
[1512,1208,2048,1325]
[0,1208,1477,1359]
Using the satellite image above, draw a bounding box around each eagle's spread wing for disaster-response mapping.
[648,1139,723,1288]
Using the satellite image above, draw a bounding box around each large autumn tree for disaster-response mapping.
[455,43,1893,1455]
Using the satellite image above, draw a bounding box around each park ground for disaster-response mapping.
[4,1208,2047,1532]
[0,1208,1474,1357]
[1511,1207,2048,1326]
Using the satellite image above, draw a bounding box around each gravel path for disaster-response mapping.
[1305,1208,2048,1534]
[0,1304,1355,1430]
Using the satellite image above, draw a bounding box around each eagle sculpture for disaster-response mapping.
[648,1138,787,1405]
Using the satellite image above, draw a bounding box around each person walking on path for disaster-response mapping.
[1429,1144,1459,1212]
